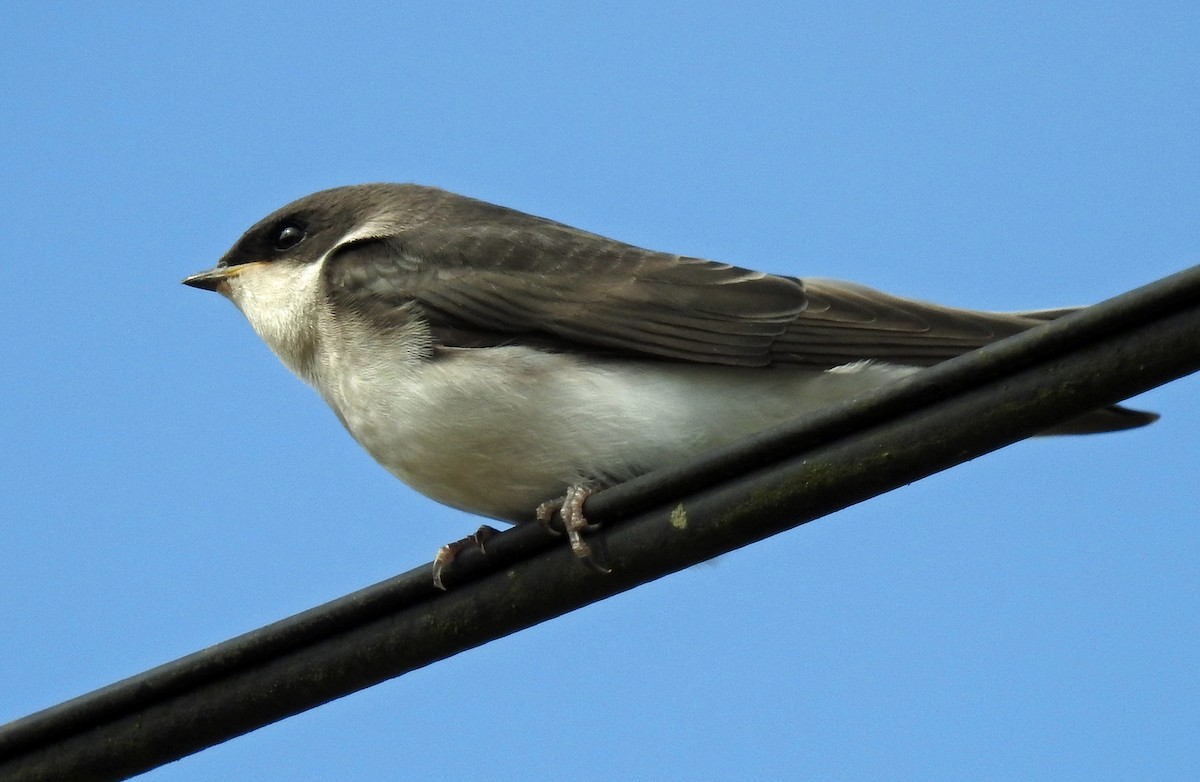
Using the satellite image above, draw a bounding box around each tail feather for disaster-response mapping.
[1041,405,1159,435]
[1001,306,1158,434]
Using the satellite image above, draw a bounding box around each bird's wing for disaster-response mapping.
[775,279,1067,367]
[322,200,1057,368]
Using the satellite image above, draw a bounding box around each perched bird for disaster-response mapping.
[183,184,1156,586]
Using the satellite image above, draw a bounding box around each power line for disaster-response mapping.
[2,265,1198,782]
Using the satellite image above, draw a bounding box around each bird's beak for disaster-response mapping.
[182,265,239,293]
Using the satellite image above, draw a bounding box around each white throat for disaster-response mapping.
[222,260,326,382]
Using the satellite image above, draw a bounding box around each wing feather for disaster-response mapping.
[320,185,1065,368]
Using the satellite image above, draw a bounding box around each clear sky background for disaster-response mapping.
[2,3,1197,780]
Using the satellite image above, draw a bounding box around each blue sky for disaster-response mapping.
[2,3,1197,780]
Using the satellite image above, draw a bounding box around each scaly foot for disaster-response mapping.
[536,483,612,574]
[432,525,499,590]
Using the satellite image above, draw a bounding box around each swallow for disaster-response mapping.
[183,184,1156,587]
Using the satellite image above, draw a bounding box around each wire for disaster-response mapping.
[2,265,1198,782]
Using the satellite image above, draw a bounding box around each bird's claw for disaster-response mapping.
[434,483,611,590]
[536,483,611,575]
[432,524,499,590]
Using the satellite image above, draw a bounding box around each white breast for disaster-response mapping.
[309,333,917,522]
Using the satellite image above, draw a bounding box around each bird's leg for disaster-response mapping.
[536,482,612,574]
[432,524,499,590]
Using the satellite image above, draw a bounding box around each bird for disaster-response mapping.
[183,183,1157,587]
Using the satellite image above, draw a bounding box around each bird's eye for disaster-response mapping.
[272,222,306,251]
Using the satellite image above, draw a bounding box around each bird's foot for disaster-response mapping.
[536,483,612,575]
[432,524,499,590]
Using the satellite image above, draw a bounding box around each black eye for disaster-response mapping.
[272,222,306,251]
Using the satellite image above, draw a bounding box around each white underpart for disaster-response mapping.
[222,261,919,522]
[223,260,326,377]
[331,346,918,521]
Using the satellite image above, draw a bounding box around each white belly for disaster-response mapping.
[312,342,917,523]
